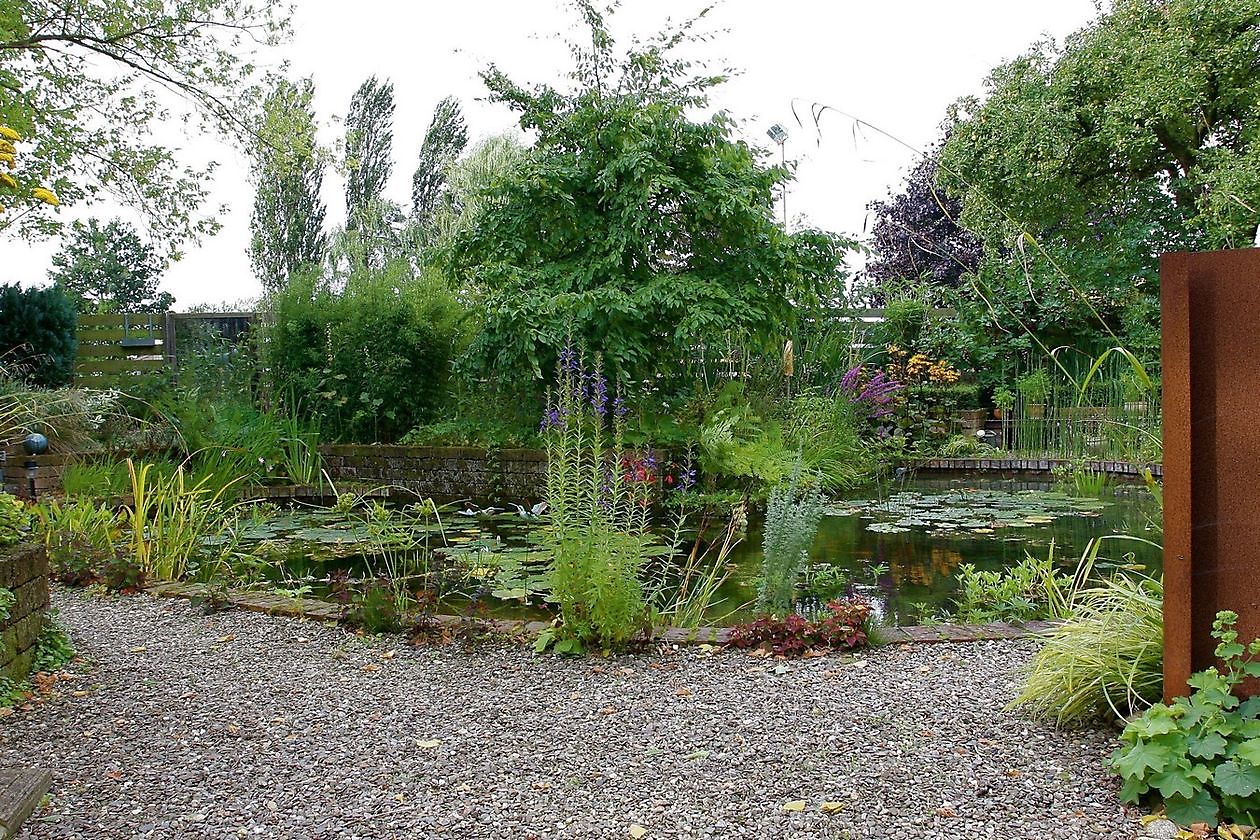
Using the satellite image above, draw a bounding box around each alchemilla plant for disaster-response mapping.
[1112,611,1260,827]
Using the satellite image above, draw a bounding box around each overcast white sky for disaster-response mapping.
[6,0,1100,308]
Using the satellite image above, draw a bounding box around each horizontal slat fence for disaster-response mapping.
[74,313,172,389]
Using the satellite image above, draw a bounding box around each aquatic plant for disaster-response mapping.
[123,459,245,582]
[646,516,740,630]
[953,543,1076,624]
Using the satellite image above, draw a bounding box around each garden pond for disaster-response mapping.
[221,477,1162,627]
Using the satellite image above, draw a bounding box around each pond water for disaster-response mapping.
[230,477,1162,627]
[726,478,1162,625]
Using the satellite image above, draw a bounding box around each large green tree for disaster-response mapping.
[249,77,327,294]
[343,76,395,231]
[939,0,1260,367]
[48,219,174,313]
[411,96,468,226]
[0,0,288,255]
[449,4,849,382]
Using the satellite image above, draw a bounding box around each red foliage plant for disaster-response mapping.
[727,599,872,657]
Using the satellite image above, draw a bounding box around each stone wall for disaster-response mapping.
[0,544,49,682]
[2,449,69,500]
[318,445,548,503]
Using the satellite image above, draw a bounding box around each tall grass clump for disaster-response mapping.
[540,348,657,652]
[758,460,825,616]
[1012,539,1164,725]
[646,517,740,631]
[124,459,244,582]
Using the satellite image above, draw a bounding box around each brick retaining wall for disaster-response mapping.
[0,544,49,682]
[318,445,548,503]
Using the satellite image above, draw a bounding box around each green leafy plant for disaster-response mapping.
[123,459,244,581]
[60,459,130,499]
[1052,460,1114,497]
[35,497,141,590]
[0,587,14,623]
[0,493,31,547]
[645,517,740,631]
[343,582,403,634]
[262,266,467,443]
[758,461,825,616]
[31,616,75,674]
[1016,368,1052,404]
[993,386,1016,412]
[938,433,995,458]
[540,349,661,651]
[953,544,1075,624]
[1110,611,1260,828]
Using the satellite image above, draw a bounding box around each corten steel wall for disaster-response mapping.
[1162,249,1260,699]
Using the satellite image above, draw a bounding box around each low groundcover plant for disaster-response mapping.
[1111,611,1260,828]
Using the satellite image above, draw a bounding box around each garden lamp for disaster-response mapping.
[22,432,48,501]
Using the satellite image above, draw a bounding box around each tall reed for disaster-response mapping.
[124,459,244,582]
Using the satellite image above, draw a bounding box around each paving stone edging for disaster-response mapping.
[143,582,1060,647]
[914,457,1161,478]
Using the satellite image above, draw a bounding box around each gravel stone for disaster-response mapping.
[2,590,1144,839]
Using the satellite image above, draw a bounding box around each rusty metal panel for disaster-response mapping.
[1161,248,1260,700]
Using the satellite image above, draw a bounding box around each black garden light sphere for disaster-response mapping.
[22,433,48,500]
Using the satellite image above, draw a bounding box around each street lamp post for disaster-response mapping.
[766,123,788,229]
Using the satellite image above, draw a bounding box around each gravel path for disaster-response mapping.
[2,590,1139,840]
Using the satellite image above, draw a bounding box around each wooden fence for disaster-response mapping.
[73,312,257,389]
[73,313,172,389]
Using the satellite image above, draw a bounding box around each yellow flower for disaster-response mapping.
[0,126,19,142]
[0,172,16,190]
[0,153,14,168]
[0,141,13,155]
[32,187,59,206]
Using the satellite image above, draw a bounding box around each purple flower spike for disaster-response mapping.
[558,343,578,374]
[591,373,609,416]
[840,364,863,392]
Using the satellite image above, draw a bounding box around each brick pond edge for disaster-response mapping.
[141,582,1060,647]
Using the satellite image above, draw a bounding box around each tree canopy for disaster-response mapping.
[344,76,395,231]
[249,77,327,294]
[0,282,76,386]
[411,96,468,226]
[938,0,1260,366]
[450,3,850,382]
[0,0,288,255]
[861,135,982,301]
[49,218,174,313]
